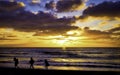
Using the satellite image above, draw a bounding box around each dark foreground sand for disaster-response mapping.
[0,67,119,75]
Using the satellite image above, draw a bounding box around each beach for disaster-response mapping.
[0,47,120,71]
[0,67,120,75]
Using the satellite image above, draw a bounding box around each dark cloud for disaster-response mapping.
[83,1,120,17]
[33,25,78,36]
[45,1,56,10]
[0,1,25,12]
[110,27,120,40]
[107,0,120,2]
[56,0,83,12]
[81,26,120,40]
[0,38,19,40]
[0,11,77,33]
[108,27,120,33]
[82,27,111,39]
[0,1,78,35]
[0,33,18,40]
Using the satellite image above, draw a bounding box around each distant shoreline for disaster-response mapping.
[0,47,120,49]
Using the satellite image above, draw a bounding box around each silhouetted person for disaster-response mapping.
[29,57,34,69]
[13,57,19,68]
[44,59,49,70]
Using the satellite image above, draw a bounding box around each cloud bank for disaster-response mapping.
[83,1,120,17]
[0,1,79,35]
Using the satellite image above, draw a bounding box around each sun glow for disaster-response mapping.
[55,39,67,45]
[66,30,82,36]
[51,35,81,47]
[67,31,74,35]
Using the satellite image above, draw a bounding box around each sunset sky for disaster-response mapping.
[0,0,120,47]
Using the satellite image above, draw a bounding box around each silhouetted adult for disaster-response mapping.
[29,57,34,69]
[44,59,49,70]
[13,57,19,68]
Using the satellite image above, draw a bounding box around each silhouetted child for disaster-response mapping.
[29,57,34,69]
[44,59,49,70]
[13,57,19,68]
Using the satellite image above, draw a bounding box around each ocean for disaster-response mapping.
[0,47,120,71]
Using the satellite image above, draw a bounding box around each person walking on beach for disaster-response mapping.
[13,57,19,68]
[29,57,35,69]
[44,59,49,70]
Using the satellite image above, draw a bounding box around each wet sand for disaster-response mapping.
[0,67,119,75]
